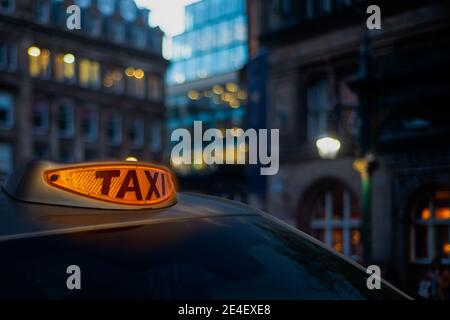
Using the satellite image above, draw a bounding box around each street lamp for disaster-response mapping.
[316,136,341,160]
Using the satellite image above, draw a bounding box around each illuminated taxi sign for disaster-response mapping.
[45,164,174,206]
[3,161,177,210]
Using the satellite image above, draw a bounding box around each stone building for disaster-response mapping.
[0,0,167,181]
[250,0,450,293]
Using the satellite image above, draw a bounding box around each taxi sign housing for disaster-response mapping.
[2,160,177,210]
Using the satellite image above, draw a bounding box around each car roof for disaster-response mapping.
[0,190,259,242]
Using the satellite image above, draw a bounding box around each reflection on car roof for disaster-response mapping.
[0,191,258,242]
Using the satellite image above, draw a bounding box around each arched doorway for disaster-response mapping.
[299,179,362,262]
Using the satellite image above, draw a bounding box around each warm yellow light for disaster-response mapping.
[421,208,431,220]
[230,99,240,108]
[125,156,138,162]
[334,243,343,252]
[188,90,200,100]
[351,230,360,245]
[125,67,135,77]
[28,46,41,57]
[316,136,341,159]
[63,53,75,64]
[436,208,450,220]
[444,243,450,255]
[213,85,224,95]
[226,82,238,92]
[134,68,144,79]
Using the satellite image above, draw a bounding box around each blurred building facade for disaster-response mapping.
[166,0,249,199]
[0,0,166,181]
[251,0,450,294]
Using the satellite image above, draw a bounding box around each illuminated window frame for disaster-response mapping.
[310,187,362,261]
[411,187,450,265]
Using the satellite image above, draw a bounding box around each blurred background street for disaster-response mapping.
[1,0,450,298]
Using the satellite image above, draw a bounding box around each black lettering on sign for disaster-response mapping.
[144,171,160,200]
[116,170,143,200]
[96,170,120,196]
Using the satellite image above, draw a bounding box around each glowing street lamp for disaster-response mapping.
[316,136,341,160]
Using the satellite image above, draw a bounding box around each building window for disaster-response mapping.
[128,118,144,148]
[60,144,74,163]
[32,98,49,134]
[307,76,329,141]
[0,0,14,13]
[35,0,49,23]
[33,143,49,159]
[0,143,13,180]
[84,148,97,161]
[132,27,146,48]
[149,122,162,153]
[57,101,74,138]
[86,15,101,37]
[106,113,122,146]
[111,21,125,43]
[103,68,124,93]
[79,58,100,88]
[125,67,145,98]
[0,91,13,129]
[148,74,162,101]
[28,46,50,78]
[82,107,98,142]
[310,185,362,261]
[412,187,450,264]
[0,42,17,72]
[55,53,76,83]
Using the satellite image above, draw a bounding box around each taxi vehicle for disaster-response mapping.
[0,160,410,300]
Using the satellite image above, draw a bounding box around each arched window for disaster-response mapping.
[411,186,450,264]
[309,184,362,261]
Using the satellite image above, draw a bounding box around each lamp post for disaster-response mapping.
[353,30,375,265]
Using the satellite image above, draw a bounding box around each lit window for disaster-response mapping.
[33,143,49,160]
[55,53,76,83]
[82,107,98,142]
[106,113,122,146]
[307,76,329,141]
[0,91,13,129]
[125,67,145,98]
[0,0,14,13]
[79,58,100,88]
[412,187,450,264]
[103,68,124,93]
[32,98,49,134]
[148,74,163,101]
[35,0,49,23]
[57,101,74,138]
[128,118,144,148]
[149,122,162,153]
[28,46,51,78]
[0,41,17,72]
[0,143,13,179]
[310,185,362,261]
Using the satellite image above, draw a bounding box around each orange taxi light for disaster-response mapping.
[44,164,175,206]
